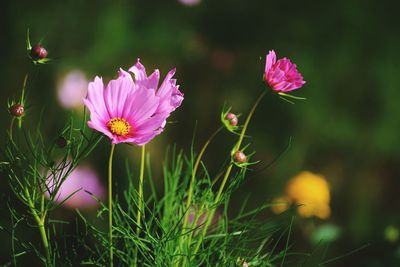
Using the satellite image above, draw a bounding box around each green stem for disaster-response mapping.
[235,91,266,151]
[11,214,17,267]
[192,91,266,257]
[134,145,146,267]
[108,144,116,267]
[26,189,51,266]
[20,74,28,105]
[38,220,51,267]
[9,117,15,139]
[41,192,45,214]
[182,127,222,229]
[18,74,28,129]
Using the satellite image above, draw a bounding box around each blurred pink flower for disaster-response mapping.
[187,206,221,228]
[57,70,88,109]
[84,59,183,145]
[46,166,104,209]
[178,0,201,6]
[264,50,305,93]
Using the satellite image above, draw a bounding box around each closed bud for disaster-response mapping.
[9,104,25,117]
[234,150,247,164]
[225,112,238,126]
[237,258,249,267]
[56,136,68,148]
[31,44,48,60]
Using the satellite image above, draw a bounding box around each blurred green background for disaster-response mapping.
[1,0,400,266]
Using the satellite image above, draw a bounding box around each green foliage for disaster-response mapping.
[0,113,102,266]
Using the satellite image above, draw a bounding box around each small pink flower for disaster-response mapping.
[57,70,88,109]
[178,0,201,6]
[84,59,183,145]
[264,50,305,93]
[187,206,221,228]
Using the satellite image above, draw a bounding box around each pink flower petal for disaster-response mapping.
[146,69,160,90]
[134,112,168,134]
[86,77,108,118]
[265,50,276,74]
[127,87,160,125]
[88,120,113,140]
[118,68,133,82]
[158,68,176,98]
[104,75,135,118]
[128,58,147,81]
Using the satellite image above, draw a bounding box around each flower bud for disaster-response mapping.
[31,44,48,60]
[225,112,238,126]
[234,150,247,164]
[56,136,68,148]
[237,258,249,267]
[9,104,25,117]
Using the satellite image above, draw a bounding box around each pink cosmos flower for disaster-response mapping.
[178,0,201,6]
[264,50,305,93]
[46,166,104,210]
[84,59,183,145]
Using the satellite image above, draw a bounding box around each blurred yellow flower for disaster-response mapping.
[272,171,331,219]
[271,196,291,214]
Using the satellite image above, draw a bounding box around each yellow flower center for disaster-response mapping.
[107,117,131,136]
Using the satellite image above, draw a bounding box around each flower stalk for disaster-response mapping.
[38,221,50,266]
[26,188,51,267]
[9,117,15,138]
[108,144,116,267]
[192,91,266,257]
[134,144,146,267]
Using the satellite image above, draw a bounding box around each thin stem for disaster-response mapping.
[108,144,116,267]
[134,144,146,267]
[20,74,28,105]
[38,220,51,267]
[136,145,146,231]
[11,213,17,267]
[177,127,223,257]
[192,91,266,257]
[39,181,49,251]
[9,117,15,139]
[175,128,222,266]
[18,74,28,129]
[235,91,266,151]
[25,189,51,266]
[183,127,223,228]
[41,192,45,214]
